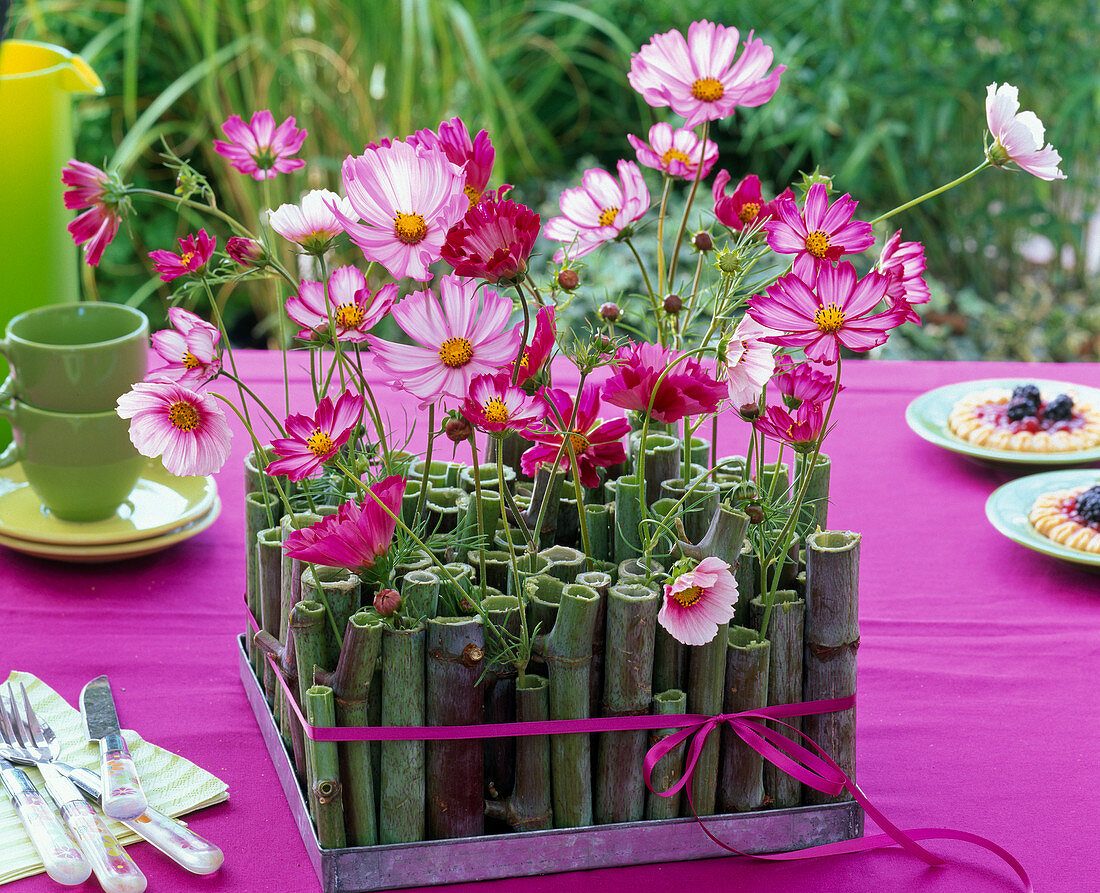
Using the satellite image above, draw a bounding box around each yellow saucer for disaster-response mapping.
[0,498,221,562]
[0,460,217,545]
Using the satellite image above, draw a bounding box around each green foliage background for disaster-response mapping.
[10,0,1099,358]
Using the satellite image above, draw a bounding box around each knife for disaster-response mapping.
[79,677,148,821]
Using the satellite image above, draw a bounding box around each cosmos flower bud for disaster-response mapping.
[599,301,621,322]
[444,414,473,443]
[557,268,580,291]
[663,294,683,314]
[692,231,713,252]
[373,588,401,616]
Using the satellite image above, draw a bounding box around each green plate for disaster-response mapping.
[985,470,1100,568]
[905,378,1100,466]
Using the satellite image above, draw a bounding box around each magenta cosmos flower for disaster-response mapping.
[627,123,718,180]
[330,140,468,281]
[543,160,650,262]
[516,304,556,386]
[409,116,495,207]
[522,383,630,488]
[441,187,541,286]
[226,236,266,268]
[772,355,837,409]
[461,372,547,435]
[875,230,930,325]
[764,184,874,280]
[268,189,354,254]
[62,160,128,266]
[213,111,307,180]
[628,21,785,129]
[283,475,405,570]
[266,390,364,481]
[713,172,793,231]
[149,229,217,282]
[286,266,397,343]
[723,316,775,407]
[747,262,902,364]
[366,274,521,405]
[754,401,826,453]
[116,380,232,476]
[603,342,726,423]
[985,83,1065,181]
[659,557,738,646]
[149,307,221,388]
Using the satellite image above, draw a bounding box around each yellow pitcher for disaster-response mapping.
[0,40,103,318]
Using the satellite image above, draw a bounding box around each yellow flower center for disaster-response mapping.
[483,396,510,424]
[806,230,831,258]
[168,400,200,432]
[181,350,202,370]
[597,206,619,227]
[335,302,365,329]
[567,432,590,455]
[463,184,481,208]
[738,202,761,224]
[438,336,473,368]
[660,147,692,168]
[393,211,427,245]
[179,251,195,266]
[814,302,846,333]
[691,77,725,102]
[306,428,335,458]
[671,584,704,608]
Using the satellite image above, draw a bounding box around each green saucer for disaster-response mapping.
[985,470,1100,568]
[0,459,217,545]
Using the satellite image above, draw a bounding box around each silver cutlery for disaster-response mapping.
[79,676,147,821]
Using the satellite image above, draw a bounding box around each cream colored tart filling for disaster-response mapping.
[1028,485,1100,554]
[947,388,1100,452]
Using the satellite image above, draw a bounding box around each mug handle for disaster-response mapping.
[0,403,18,469]
[0,376,15,403]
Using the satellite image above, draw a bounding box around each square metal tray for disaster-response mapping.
[239,638,864,891]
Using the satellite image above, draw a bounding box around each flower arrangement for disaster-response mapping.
[64,18,1063,850]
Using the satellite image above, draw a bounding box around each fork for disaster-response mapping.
[0,687,223,876]
[0,684,147,893]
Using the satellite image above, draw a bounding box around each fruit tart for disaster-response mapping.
[1028,483,1100,554]
[947,383,1100,452]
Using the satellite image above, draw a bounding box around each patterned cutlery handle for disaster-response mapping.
[58,798,148,893]
[100,733,147,821]
[1,765,91,885]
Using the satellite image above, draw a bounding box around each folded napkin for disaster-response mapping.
[0,671,228,885]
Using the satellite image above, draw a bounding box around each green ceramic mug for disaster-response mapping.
[0,303,148,412]
[0,400,145,522]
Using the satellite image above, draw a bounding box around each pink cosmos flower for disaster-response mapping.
[283,475,405,570]
[723,316,775,407]
[408,116,495,207]
[286,266,397,343]
[330,140,468,281]
[461,373,547,435]
[627,123,718,180]
[268,189,353,253]
[266,390,364,481]
[116,380,232,476]
[602,342,726,423]
[366,274,521,405]
[764,184,875,280]
[149,307,221,388]
[875,230,930,325]
[213,111,307,180]
[658,557,738,646]
[441,187,541,286]
[985,83,1065,181]
[149,229,217,282]
[62,160,128,266]
[747,262,902,364]
[543,160,650,262]
[226,237,266,268]
[772,355,837,408]
[522,383,630,488]
[712,172,793,231]
[628,21,785,129]
[516,305,556,386]
[753,401,826,453]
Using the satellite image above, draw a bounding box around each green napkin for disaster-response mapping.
[0,671,228,885]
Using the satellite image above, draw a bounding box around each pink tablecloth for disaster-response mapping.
[3,354,1098,893]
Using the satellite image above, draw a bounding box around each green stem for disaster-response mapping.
[469,435,488,601]
[869,160,991,226]
[666,120,709,292]
[413,405,436,529]
[512,284,532,385]
[128,187,254,237]
[218,371,286,435]
[655,175,672,300]
[497,449,530,684]
[564,442,594,573]
[624,238,662,321]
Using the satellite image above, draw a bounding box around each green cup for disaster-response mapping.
[0,303,149,412]
[0,400,145,522]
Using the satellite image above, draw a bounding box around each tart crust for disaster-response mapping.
[1028,485,1100,554]
[947,388,1100,452]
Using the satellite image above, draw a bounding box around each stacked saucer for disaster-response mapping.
[0,459,219,562]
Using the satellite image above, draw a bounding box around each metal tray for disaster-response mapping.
[238,638,864,892]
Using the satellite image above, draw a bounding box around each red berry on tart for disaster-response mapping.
[1029,483,1100,553]
[947,384,1100,452]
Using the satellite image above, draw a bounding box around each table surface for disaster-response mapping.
[3,353,1098,893]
